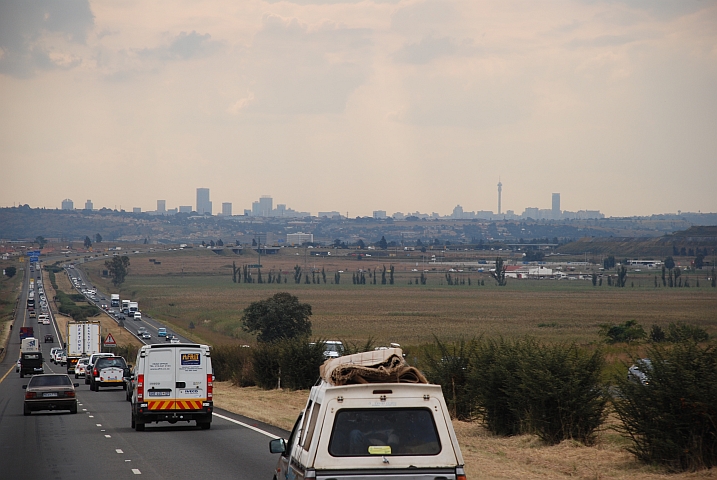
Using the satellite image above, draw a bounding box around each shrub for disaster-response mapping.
[666,322,709,343]
[422,337,478,421]
[649,324,666,343]
[114,344,140,364]
[469,338,607,444]
[612,343,717,471]
[251,337,326,390]
[212,344,254,386]
[599,320,646,344]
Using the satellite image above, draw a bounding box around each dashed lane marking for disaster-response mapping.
[116,449,124,454]
[132,469,141,474]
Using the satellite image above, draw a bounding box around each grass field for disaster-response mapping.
[81,249,717,363]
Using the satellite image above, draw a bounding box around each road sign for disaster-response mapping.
[104,333,117,346]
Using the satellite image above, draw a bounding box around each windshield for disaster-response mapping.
[329,408,441,457]
[29,375,72,387]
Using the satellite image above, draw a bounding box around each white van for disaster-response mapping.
[130,343,213,431]
[269,349,466,480]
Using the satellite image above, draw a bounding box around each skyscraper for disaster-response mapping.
[222,202,232,216]
[196,188,212,215]
[497,180,503,215]
[552,193,561,219]
[258,195,273,217]
[157,200,166,213]
[84,200,93,210]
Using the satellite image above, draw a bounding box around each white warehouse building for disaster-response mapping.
[287,232,314,245]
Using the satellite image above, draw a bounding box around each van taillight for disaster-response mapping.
[207,374,213,399]
[137,374,144,401]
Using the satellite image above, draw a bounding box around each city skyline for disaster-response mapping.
[2,2,716,217]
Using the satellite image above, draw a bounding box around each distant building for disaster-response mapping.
[287,232,313,245]
[523,207,539,219]
[393,212,406,220]
[133,207,142,213]
[552,193,561,219]
[452,205,464,219]
[221,202,232,216]
[84,200,93,210]
[61,199,74,210]
[259,196,272,217]
[318,211,341,218]
[167,208,178,215]
[276,204,286,216]
[373,210,387,219]
[157,200,166,213]
[197,188,212,215]
[179,206,192,213]
[497,180,503,215]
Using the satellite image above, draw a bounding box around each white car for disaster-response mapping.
[75,358,90,379]
[170,337,180,344]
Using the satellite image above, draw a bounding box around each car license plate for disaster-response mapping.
[43,392,58,397]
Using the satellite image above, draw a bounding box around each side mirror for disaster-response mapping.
[22,385,27,389]
[73,383,80,387]
[269,438,287,454]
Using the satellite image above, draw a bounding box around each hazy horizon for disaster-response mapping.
[2,1,716,218]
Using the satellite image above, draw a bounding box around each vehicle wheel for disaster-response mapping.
[135,422,145,431]
[198,421,211,430]
[131,415,135,428]
[19,372,24,378]
[70,404,78,414]
[23,405,30,416]
[123,383,127,391]
[84,377,89,385]
[75,374,78,379]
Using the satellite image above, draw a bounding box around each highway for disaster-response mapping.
[0,261,286,479]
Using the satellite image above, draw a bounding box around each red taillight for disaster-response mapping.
[207,373,213,399]
[137,374,144,401]
[456,466,467,480]
[65,391,75,398]
[25,392,37,399]
[93,368,98,377]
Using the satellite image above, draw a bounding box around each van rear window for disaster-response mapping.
[329,408,441,457]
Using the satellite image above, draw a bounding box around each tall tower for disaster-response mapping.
[552,193,560,219]
[497,180,503,215]
[196,188,212,215]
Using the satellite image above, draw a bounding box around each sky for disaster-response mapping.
[1,0,716,218]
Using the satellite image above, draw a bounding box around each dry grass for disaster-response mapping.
[213,383,716,480]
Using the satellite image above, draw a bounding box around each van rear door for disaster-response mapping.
[145,347,176,411]
[174,347,207,410]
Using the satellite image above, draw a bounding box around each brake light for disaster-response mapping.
[93,368,98,377]
[207,373,213,399]
[25,392,37,399]
[456,466,467,480]
[65,391,75,398]
[137,374,144,401]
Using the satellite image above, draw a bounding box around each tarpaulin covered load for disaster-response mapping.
[320,348,428,386]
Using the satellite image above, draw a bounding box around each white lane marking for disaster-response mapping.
[101,429,106,432]
[213,413,281,439]
[132,469,141,474]
[88,415,94,418]
[82,409,87,411]
[116,449,124,454]
[105,435,111,438]
[96,424,102,426]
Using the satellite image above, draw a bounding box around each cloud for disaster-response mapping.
[138,31,218,61]
[0,0,93,77]
[238,15,373,115]
[394,35,467,64]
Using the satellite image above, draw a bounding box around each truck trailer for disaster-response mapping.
[66,321,102,374]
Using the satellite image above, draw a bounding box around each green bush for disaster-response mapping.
[421,337,478,421]
[251,338,327,390]
[666,322,709,343]
[212,345,254,386]
[612,343,717,471]
[468,338,607,444]
[599,320,646,344]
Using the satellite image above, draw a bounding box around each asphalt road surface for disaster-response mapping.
[0,262,287,479]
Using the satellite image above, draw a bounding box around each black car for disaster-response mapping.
[44,334,53,343]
